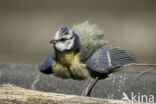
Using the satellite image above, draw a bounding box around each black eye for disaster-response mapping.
[60,38,66,42]
[64,31,68,35]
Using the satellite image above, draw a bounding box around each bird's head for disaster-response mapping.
[50,26,80,52]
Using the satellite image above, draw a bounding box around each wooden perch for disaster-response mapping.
[0,84,155,104]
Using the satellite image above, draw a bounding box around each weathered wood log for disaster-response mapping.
[0,84,155,104]
[0,63,156,100]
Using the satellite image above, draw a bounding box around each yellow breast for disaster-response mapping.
[57,51,76,66]
[55,51,91,79]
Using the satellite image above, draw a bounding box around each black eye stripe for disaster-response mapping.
[57,36,74,42]
[64,31,68,35]
[57,38,67,42]
[61,38,66,41]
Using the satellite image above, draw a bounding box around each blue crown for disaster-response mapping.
[58,26,69,35]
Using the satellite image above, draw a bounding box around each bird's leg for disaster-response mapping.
[81,76,99,97]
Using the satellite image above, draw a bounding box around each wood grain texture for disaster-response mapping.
[0,84,155,104]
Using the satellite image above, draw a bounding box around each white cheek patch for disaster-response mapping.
[55,37,75,51]
[65,38,75,50]
[55,42,66,51]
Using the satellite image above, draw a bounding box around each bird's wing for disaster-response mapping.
[85,46,137,73]
[39,53,55,74]
[72,21,107,62]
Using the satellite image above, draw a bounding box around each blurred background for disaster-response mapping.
[0,0,156,65]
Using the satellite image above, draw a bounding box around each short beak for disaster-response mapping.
[50,39,56,44]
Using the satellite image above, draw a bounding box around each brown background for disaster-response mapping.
[0,0,156,65]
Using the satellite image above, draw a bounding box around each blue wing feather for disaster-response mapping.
[39,53,55,74]
[86,46,136,73]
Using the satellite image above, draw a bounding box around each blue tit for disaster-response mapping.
[39,21,137,96]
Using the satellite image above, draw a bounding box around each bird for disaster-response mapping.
[39,21,156,96]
